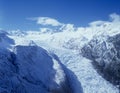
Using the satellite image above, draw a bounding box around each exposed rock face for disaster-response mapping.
[81,34,120,87]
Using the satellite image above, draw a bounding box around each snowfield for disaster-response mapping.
[1,13,120,93]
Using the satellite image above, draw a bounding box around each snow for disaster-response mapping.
[45,46,119,93]
[9,30,119,93]
[0,31,14,49]
[1,14,120,93]
[81,32,120,88]
[0,30,83,93]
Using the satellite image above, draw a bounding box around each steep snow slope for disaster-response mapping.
[0,31,83,93]
[0,31,14,49]
[13,45,83,93]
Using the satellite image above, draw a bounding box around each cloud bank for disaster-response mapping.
[27,13,120,34]
[109,13,120,22]
[29,17,63,26]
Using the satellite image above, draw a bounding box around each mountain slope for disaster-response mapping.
[1,14,120,93]
[8,28,120,93]
[81,33,120,88]
[0,30,14,49]
[0,31,83,93]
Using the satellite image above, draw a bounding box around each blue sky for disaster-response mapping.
[0,0,120,31]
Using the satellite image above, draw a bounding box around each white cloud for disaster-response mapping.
[89,20,106,26]
[29,17,63,26]
[109,13,120,22]
[27,13,120,35]
[89,13,120,27]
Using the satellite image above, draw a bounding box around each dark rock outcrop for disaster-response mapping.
[81,34,120,88]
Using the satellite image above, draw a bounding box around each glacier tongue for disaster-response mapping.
[45,46,119,93]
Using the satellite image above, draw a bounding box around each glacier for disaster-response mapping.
[1,14,120,93]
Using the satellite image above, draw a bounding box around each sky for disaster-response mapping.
[0,0,120,31]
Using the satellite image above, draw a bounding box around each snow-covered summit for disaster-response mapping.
[0,30,14,49]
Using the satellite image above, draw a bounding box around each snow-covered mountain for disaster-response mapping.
[0,31,83,93]
[1,14,120,93]
[0,30,14,49]
[81,33,120,87]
